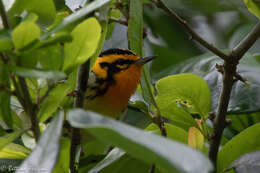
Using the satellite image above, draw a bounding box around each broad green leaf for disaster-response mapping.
[63,17,101,73]
[68,109,213,173]
[146,123,188,144]
[41,0,111,40]
[8,0,56,25]
[244,0,260,19]
[38,70,76,122]
[7,65,66,80]
[53,137,71,173]
[0,131,23,151]
[12,21,41,50]
[217,123,260,172]
[226,151,260,173]
[17,113,64,173]
[0,143,30,159]
[169,53,260,114]
[37,44,63,70]
[155,73,210,128]
[0,29,13,51]
[0,61,12,127]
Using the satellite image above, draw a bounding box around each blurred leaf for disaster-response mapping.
[0,60,12,127]
[38,32,72,49]
[17,113,64,173]
[217,123,260,172]
[8,0,56,25]
[12,21,40,51]
[146,123,188,144]
[53,137,71,173]
[0,131,23,151]
[90,5,110,69]
[37,44,63,70]
[7,65,66,80]
[21,132,36,150]
[63,17,101,73]
[244,0,260,19]
[155,73,210,129]
[88,148,125,173]
[169,53,260,114]
[38,70,76,122]
[41,0,111,40]
[68,109,213,173]
[226,151,260,173]
[0,143,30,159]
[0,29,13,52]
[188,126,204,150]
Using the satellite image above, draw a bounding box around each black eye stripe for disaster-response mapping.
[113,59,134,65]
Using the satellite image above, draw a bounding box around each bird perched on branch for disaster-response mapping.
[84,48,155,117]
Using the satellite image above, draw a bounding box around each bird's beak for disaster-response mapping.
[135,55,156,65]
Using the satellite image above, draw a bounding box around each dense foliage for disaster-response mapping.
[0,0,259,173]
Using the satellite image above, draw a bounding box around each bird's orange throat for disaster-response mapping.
[85,65,142,117]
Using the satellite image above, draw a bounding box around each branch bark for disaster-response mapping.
[153,0,229,60]
[70,60,90,173]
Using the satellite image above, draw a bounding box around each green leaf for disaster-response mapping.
[0,60,12,127]
[0,29,13,52]
[128,0,143,56]
[38,70,76,122]
[17,113,64,173]
[7,65,66,80]
[52,137,71,173]
[244,0,260,19]
[146,123,188,144]
[37,44,63,70]
[170,53,260,114]
[0,131,24,151]
[12,21,41,51]
[41,0,111,40]
[155,73,210,128]
[8,0,56,25]
[63,17,101,73]
[217,123,260,172]
[68,109,213,173]
[0,143,30,159]
[38,32,73,49]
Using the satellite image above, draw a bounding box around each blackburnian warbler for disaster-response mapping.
[84,48,155,118]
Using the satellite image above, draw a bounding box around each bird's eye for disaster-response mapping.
[99,62,109,69]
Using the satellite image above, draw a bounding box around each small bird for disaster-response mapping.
[84,48,155,117]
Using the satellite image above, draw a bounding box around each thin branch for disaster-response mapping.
[230,21,260,60]
[0,0,9,29]
[153,0,229,60]
[70,60,90,173]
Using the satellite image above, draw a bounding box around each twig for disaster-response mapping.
[153,0,229,60]
[230,21,260,60]
[70,60,90,173]
[0,0,9,29]
[208,20,260,171]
